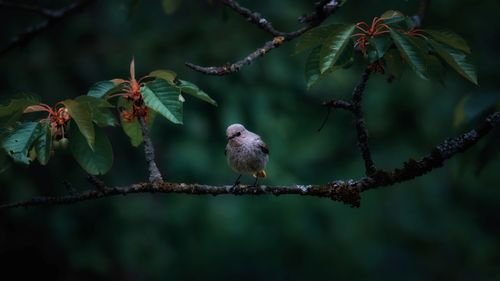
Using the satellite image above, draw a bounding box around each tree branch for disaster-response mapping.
[361,111,500,191]
[138,117,164,186]
[351,68,376,176]
[2,111,498,211]
[0,0,95,56]
[185,0,342,76]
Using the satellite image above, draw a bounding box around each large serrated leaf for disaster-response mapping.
[35,122,52,165]
[87,81,117,98]
[63,99,95,150]
[0,96,39,128]
[427,38,478,85]
[381,10,406,25]
[425,29,471,54]
[70,125,113,175]
[305,46,323,90]
[305,44,354,90]
[177,80,217,106]
[76,96,117,127]
[390,29,429,79]
[319,24,355,73]
[149,69,177,85]
[2,121,42,164]
[143,79,183,124]
[294,24,343,55]
[369,35,392,59]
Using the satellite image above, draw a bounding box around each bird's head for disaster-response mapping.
[226,123,246,141]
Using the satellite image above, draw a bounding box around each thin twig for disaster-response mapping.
[0,0,95,56]
[2,111,498,211]
[351,68,376,176]
[138,116,164,186]
[185,0,342,75]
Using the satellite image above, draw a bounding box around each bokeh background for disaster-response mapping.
[1,0,499,280]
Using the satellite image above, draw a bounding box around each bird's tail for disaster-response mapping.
[253,170,267,178]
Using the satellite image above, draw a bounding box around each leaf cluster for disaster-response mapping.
[0,60,216,175]
[295,10,477,89]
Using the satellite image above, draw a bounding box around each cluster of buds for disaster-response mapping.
[24,103,72,150]
[109,59,150,123]
[352,17,391,54]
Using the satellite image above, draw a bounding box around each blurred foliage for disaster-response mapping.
[0,0,499,280]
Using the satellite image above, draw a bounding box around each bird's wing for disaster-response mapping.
[257,138,269,155]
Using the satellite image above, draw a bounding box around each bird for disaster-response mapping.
[225,123,269,187]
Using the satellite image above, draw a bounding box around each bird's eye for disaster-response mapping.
[236,132,241,137]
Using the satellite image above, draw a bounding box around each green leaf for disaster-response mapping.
[294,24,342,55]
[305,44,353,90]
[87,81,117,98]
[305,46,323,90]
[319,24,356,73]
[425,29,471,54]
[118,98,143,147]
[149,69,177,85]
[390,29,429,79]
[63,99,95,150]
[143,79,183,124]
[381,10,406,25]
[0,96,39,128]
[35,122,52,165]
[70,125,113,175]
[2,121,42,164]
[369,36,392,59]
[427,38,478,85]
[177,79,217,106]
[76,96,117,127]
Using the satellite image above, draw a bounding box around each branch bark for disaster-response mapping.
[2,111,498,211]
[0,0,95,56]
[351,68,376,176]
[185,0,342,75]
[138,116,163,186]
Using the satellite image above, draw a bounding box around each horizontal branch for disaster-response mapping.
[2,111,498,211]
[1,181,363,209]
[0,0,95,56]
[185,0,341,75]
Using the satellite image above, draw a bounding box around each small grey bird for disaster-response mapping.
[225,124,269,187]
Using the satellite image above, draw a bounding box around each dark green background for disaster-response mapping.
[1,0,499,280]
